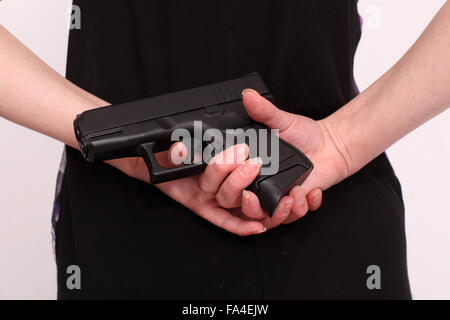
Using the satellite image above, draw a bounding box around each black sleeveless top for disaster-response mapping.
[56,0,411,299]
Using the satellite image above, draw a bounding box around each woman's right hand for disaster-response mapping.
[107,141,322,236]
[107,144,290,236]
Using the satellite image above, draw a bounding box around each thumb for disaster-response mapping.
[242,89,295,133]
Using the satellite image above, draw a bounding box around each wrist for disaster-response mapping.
[318,115,354,179]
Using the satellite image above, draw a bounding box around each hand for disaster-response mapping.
[239,89,350,224]
[107,144,295,236]
[106,89,349,235]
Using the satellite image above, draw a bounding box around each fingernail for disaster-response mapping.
[312,189,321,203]
[293,186,305,207]
[242,190,249,207]
[259,226,267,234]
[242,88,259,96]
[240,158,262,177]
[249,157,263,165]
[283,198,293,214]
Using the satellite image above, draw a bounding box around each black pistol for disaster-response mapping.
[73,73,313,215]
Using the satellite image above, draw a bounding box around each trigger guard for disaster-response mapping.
[137,141,207,184]
[137,141,161,183]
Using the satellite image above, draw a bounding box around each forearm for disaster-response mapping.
[0,25,108,149]
[323,1,450,176]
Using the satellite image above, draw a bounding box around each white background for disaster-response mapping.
[0,0,449,299]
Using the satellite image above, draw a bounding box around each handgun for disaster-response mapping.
[73,73,313,215]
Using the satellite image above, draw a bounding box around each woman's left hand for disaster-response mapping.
[238,89,350,225]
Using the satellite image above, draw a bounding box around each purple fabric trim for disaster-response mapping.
[51,149,67,259]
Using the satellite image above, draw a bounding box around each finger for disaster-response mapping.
[168,142,188,166]
[307,188,322,211]
[282,187,309,224]
[197,206,266,236]
[242,89,295,133]
[283,188,322,224]
[290,186,309,218]
[282,213,301,225]
[263,196,294,229]
[280,191,320,226]
[216,158,262,209]
[152,142,187,169]
[241,190,268,220]
[198,144,248,193]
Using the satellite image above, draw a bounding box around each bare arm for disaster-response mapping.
[322,1,450,176]
[0,24,108,148]
[0,24,298,235]
[240,1,450,221]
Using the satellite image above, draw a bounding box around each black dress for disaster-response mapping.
[56,0,412,299]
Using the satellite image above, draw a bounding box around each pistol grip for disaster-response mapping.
[138,142,206,184]
[248,164,312,216]
[244,124,314,216]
